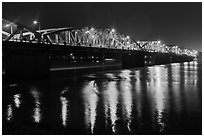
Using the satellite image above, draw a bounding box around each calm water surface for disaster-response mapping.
[2,61,202,135]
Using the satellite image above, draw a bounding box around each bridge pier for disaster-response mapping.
[122,51,145,69]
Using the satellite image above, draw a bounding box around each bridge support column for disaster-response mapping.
[122,51,145,69]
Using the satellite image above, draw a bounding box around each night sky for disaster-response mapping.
[2,2,202,51]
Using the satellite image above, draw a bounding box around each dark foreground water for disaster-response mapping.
[2,61,202,135]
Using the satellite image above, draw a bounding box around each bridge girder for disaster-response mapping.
[2,19,198,58]
[40,27,140,51]
[3,19,41,42]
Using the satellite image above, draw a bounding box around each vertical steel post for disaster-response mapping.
[65,31,68,45]
[55,34,59,45]
[19,29,23,42]
[74,31,77,45]
[68,31,71,44]
[10,26,13,41]
[30,34,33,41]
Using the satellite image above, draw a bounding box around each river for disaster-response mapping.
[2,61,202,135]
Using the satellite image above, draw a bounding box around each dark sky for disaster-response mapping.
[2,2,202,51]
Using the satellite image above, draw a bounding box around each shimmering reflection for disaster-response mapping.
[119,70,132,131]
[147,66,168,132]
[171,63,181,83]
[134,70,142,118]
[31,88,42,123]
[184,61,198,85]
[183,61,199,113]
[184,62,189,84]
[60,87,69,127]
[103,73,119,133]
[135,70,141,92]
[192,61,198,85]
[171,63,182,114]
[193,61,198,71]
[82,80,99,134]
[13,94,21,108]
[7,104,13,121]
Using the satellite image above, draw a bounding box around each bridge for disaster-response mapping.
[2,19,198,78]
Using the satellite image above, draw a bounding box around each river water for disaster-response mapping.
[2,61,202,135]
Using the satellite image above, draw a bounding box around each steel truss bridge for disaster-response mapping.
[2,19,198,57]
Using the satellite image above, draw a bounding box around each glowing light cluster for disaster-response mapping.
[137,40,198,57]
[81,29,198,57]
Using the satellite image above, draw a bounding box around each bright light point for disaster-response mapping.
[127,36,130,39]
[111,28,115,32]
[137,41,139,43]
[33,21,38,24]
[91,28,94,31]
[6,24,10,27]
[158,40,161,44]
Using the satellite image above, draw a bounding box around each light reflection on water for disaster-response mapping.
[120,70,132,131]
[103,74,118,133]
[14,94,21,108]
[7,104,13,121]
[134,70,142,120]
[60,87,70,127]
[82,80,99,134]
[171,63,181,83]
[171,63,183,115]
[30,88,42,123]
[147,66,168,132]
[183,61,200,114]
[3,61,201,134]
